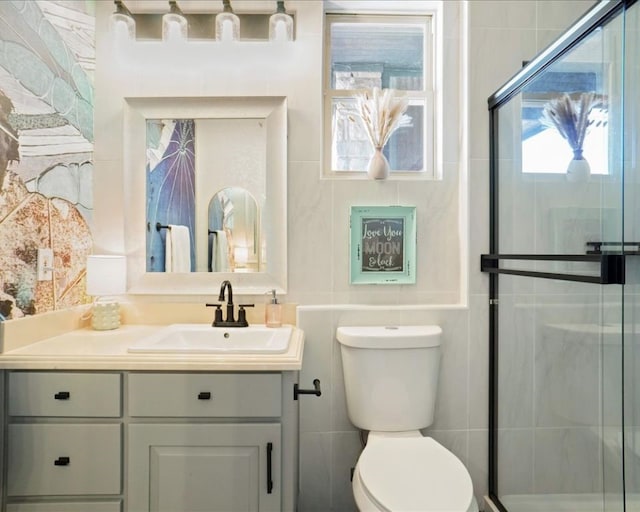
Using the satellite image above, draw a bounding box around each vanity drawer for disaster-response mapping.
[8,372,121,417]
[128,373,282,417]
[7,424,121,496]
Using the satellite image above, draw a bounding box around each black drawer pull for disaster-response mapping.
[54,456,70,466]
[197,392,211,400]
[54,391,70,400]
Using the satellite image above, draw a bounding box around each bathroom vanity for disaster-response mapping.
[0,324,304,512]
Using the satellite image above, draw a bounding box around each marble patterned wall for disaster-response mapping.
[0,0,95,320]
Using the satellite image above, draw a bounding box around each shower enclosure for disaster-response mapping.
[481,1,640,511]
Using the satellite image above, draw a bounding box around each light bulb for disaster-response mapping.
[215,0,240,42]
[162,1,188,42]
[269,1,293,42]
[110,0,135,41]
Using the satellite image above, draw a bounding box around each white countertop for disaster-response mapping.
[0,324,304,371]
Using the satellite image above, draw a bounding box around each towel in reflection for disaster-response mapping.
[210,230,230,272]
[165,224,191,272]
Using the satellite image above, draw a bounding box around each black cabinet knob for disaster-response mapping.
[198,391,212,400]
[54,456,70,466]
[54,391,70,400]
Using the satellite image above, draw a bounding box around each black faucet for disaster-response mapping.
[206,280,254,327]
[218,280,235,323]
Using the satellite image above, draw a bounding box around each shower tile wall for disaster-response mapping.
[497,281,620,497]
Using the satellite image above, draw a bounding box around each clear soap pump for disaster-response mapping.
[265,289,282,328]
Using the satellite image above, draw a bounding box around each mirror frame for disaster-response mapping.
[123,96,287,295]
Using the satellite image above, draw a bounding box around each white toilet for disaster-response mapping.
[336,325,479,512]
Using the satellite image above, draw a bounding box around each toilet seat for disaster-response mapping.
[356,436,476,512]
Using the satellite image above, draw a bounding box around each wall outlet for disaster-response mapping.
[37,248,54,281]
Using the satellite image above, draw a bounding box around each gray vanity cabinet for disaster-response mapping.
[127,372,283,512]
[3,370,299,512]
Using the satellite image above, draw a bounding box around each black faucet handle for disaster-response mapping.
[237,304,254,326]
[206,303,223,326]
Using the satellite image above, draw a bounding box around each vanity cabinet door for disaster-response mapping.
[128,423,281,512]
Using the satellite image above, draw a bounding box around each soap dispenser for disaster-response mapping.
[265,289,282,328]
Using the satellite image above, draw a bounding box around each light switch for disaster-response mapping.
[37,248,54,281]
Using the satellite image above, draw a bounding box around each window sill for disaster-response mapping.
[322,170,438,181]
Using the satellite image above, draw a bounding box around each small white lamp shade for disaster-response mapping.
[86,255,126,331]
[86,255,127,297]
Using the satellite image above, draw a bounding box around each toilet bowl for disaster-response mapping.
[352,432,478,512]
[336,326,479,512]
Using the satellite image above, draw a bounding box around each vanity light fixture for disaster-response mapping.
[110,0,136,41]
[215,0,240,42]
[162,1,188,42]
[269,1,293,42]
[86,255,127,331]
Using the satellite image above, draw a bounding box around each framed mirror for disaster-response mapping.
[123,96,287,295]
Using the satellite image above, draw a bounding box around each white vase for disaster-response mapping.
[367,147,390,180]
[566,154,591,183]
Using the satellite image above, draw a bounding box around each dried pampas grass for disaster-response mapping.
[542,92,596,153]
[345,87,411,149]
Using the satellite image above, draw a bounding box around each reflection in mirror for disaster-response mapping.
[145,117,266,274]
[146,119,196,272]
[521,27,609,176]
[208,187,261,273]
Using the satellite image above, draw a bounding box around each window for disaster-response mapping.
[324,14,435,178]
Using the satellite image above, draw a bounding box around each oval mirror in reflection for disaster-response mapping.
[207,187,262,273]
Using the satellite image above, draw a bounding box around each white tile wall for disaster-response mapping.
[295,3,597,511]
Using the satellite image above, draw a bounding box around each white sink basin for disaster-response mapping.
[127,324,292,354]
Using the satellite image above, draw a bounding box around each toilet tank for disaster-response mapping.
[336,325,442,432]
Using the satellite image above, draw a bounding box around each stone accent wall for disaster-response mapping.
[0,1,95,319]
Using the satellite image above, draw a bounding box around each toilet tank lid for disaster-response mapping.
[336,325,442,349]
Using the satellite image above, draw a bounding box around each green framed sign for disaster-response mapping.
[350,206,417,285]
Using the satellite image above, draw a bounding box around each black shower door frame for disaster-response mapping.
[481,1,636,510]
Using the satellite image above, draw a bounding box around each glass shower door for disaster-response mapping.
[483,2,628,511]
